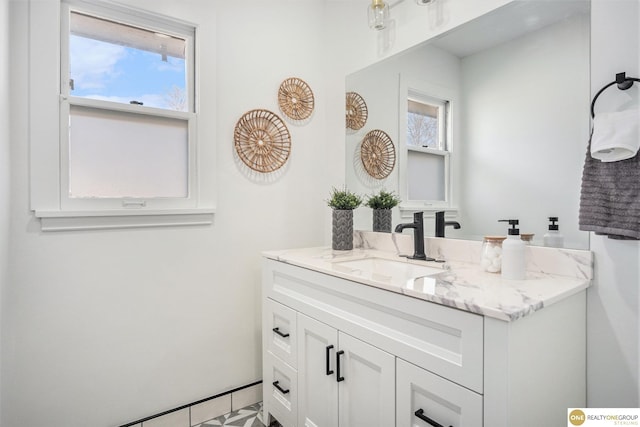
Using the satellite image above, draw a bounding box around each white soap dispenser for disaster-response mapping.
[543,217,564,248]
[498,219,526,280]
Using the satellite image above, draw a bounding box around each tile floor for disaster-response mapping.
[194,403,281,427]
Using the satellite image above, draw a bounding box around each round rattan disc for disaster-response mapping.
[234,109,291,173]
[346,92,368,130]
[278,77,315,121]
[360,129,396,179]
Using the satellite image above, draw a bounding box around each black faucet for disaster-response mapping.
[435,211,461,238]
[394,212,432,261]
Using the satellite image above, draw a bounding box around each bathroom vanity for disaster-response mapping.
[262,232,592,427]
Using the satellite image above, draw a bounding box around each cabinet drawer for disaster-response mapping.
[397,358,483,427]
[264,351,298,427]
[264,298,297,368]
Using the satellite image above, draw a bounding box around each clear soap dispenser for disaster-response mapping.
[543,217,564,248]
[498,219,526,280]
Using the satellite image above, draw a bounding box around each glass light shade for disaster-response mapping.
[368,0,389,30]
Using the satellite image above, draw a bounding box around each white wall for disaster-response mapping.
[588,0,640,407]
[5,1,331,426]
[0,0,9,422]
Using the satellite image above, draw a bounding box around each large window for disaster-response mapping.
[60,1,196,211]
[29,0,213,230]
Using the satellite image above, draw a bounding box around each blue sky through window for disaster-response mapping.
[70,35,187,111]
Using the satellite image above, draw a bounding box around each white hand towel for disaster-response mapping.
[591,109,640,162]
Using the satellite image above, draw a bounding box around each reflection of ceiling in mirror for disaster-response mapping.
[431,1,590,58]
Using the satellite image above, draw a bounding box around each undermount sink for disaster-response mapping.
[332,257,443,286]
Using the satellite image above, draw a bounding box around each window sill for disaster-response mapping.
[34,208,215,231]
[398,204,458,220]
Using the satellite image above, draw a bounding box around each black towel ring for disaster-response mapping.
[590,72,640,118]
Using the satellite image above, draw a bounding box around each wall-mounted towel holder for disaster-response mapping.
[590,72,640,118]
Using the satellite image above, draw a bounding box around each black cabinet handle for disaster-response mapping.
[336,350,345,382]
[272,327,289,338]
[326,345,334,375]
[272,381,290,395]
[414,409,452,427]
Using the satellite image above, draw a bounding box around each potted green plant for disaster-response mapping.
[327,187,362,250]
[365,189,401,233]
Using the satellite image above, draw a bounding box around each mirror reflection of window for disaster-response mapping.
[407,96,446,149]
[406,93,449,203]
[407,151,445,201]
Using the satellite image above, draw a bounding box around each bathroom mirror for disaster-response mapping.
[346,0,591,250]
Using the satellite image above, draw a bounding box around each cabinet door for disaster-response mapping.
[297,314,339,427]
[338,332,395,427]
[396,358,483,427]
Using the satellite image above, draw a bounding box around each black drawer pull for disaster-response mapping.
[415,409,452,427]
[272,327,289,338]
[336,350,345,382]
[326,345,334,375]
[272,381,290,395]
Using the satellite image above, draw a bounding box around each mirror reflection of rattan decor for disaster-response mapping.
[360,129,395,179]
[278,77,315,121]
[346,92,368,130]
[234,109,291,173]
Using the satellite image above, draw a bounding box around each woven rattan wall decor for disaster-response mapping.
[234,109,291,173]
[278,77,315,121]
[360,129,395,179]
[346,92,368,130]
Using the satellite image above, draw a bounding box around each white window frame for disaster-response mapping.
[29,0,215,231]
[398,76,458,220]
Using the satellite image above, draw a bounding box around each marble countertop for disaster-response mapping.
[263,246,591,322]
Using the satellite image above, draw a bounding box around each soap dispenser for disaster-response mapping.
[543,217,564,248]
[498,219,526,280]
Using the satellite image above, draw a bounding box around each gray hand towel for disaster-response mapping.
[579,131,640,240]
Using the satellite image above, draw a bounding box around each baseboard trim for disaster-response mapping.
[118,380,263,427]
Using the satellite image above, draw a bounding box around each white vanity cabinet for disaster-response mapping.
[262,256,586,427]
[263,300,395,427]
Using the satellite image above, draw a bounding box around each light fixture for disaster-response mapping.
[416,0,436,4]
[368,0,389,30]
